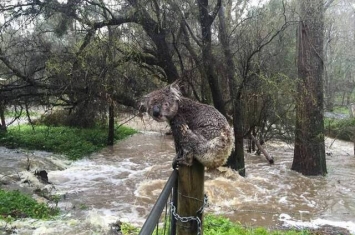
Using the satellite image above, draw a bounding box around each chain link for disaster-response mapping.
[170,195,208,235]
[170,202,201,235]
[196,194,209,215]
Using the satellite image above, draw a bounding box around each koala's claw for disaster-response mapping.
[180,124,189,134]
[172,153,181,169]
[172,152,193,169]
[172,158,179,169]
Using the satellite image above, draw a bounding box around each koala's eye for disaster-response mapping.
[163,102,169,107]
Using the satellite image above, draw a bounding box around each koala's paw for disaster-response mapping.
[180,124,189,135]
[172,152,193,169]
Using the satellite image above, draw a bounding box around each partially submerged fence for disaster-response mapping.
[139,161,206,235]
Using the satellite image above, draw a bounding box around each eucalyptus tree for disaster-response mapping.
[217,0,296,175]
[292,0,327,176]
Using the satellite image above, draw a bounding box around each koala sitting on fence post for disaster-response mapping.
[141,81,234,169]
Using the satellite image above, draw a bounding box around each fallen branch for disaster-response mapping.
[250,135,274,164]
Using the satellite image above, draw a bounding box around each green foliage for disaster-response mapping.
[205,214,245,235]
[204,215,310,235]
[324,118,355,141]
[148,214,310,235]
[79,203,88,210]
[0,124,137,160]
[244,72,296,141]
[121,222,140,235]
[0,189,59,220]
[332,106,350,115]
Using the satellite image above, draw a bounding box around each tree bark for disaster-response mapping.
[250,135,274,164]
[292,0,327,176]
[0,101,6,132]
[230,99,245,176]
[107,101,115,146]
[132,4,179,83]
[218,4,245,175]
[197,0,226,117]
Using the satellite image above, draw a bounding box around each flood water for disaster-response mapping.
[1,124,355,234]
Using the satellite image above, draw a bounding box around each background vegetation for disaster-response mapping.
[0,124,137,160]
[1,0,353,143]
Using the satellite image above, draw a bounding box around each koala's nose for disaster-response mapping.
[152,105,160,117]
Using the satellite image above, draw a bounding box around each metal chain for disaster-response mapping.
[170,195,209,235]
[170,201,201,235]
[196,194,209,215]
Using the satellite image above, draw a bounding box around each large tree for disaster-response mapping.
[292,0,327,175]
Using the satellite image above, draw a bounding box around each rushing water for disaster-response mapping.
[1,128,355,234]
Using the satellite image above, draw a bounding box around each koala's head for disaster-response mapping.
[141,82,181,122]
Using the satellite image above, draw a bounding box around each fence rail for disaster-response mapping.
[139,169,178,235]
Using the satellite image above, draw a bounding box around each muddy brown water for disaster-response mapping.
[0,118,355,234]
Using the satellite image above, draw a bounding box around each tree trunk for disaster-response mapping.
[218,4,245,175]
[292,0,327,176]
[230,98,245,176]
[150,32,180,83]
[107,101,115,146]
[197,0,226,117]
[134,5,179,83]
[107,26,115,146]
[0,101,6,132]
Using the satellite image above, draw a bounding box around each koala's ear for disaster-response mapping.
[169,80,182,100]
[138,95,149,113]
[170,79,182,91]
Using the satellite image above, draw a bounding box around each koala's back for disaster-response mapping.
[177,97,229,140]
[172,97,234,168]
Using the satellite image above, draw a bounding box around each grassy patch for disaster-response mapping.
[121,223,140,234]
[204,215,309,235]
[151,214,309,235]
[0,124,137,160]
[0,189,59,220]
[324,118,355,141]
[331,105,350,115]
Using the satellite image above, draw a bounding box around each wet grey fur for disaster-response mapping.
[141,82,234,168]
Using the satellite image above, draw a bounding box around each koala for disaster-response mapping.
[141,82,234,169]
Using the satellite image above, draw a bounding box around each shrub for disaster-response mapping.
[0,189,59,220]
[38,110,70,127]
[324,118,355,141]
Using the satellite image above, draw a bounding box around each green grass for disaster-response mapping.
[4,110,39,117]
[151,214,309,235]
[331,106,350,115]
[0,124,137,160]
[0,189,59,220]
[204,215,309,235]
[121,223,140,234]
